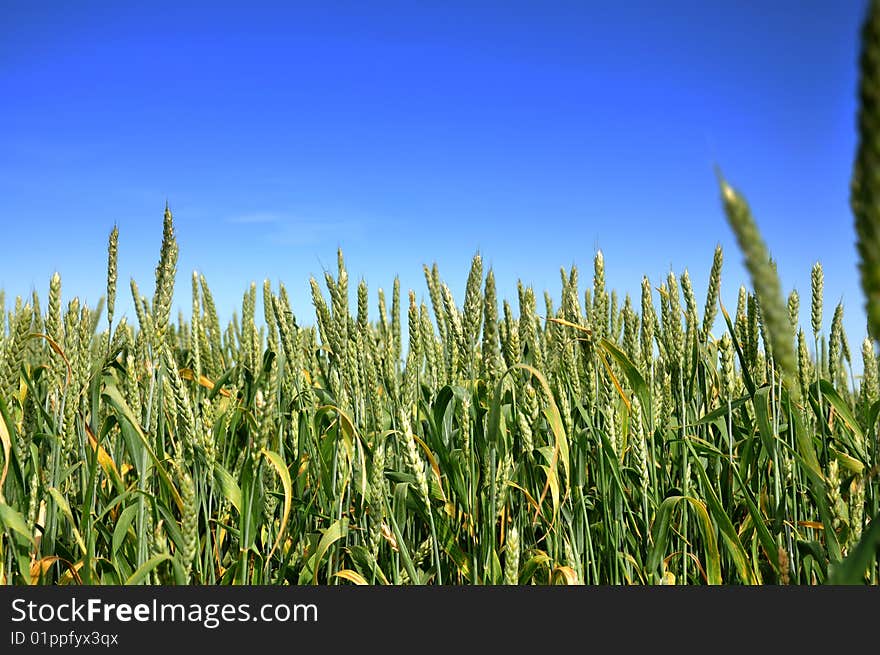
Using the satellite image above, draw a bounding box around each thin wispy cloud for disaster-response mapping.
[271,218,366,246]
[224,211,370,246]
[226,212,283,225]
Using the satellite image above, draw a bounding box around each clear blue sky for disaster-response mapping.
[0,1,871,360]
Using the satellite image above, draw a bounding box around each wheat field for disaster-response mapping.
[2,3,880,586]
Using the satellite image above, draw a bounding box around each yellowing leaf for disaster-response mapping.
[179,368,232,397]
[413,434,447,504]
[29,556,81,585]
[58,560,85,585]
[30,333,72,386]
[261,449,292,563]
[551,565,580,585]
[0,408,10,502]
[334,569,369,585]
[84,422,122,488]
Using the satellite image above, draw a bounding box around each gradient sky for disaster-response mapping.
[0,1,871,363]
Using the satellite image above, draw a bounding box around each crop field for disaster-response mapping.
[2,6,880,586]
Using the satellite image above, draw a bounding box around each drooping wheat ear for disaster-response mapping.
[152,204,178,338]
[852,0,880,342]
[503,525,520,586]
[701,244,723,342]
[720,179,799,400]
[862,337,879,408]
[811,262,824,341]
[104,225,119,331]
[788,289,800,333]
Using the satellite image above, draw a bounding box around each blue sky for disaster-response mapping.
[0,1,871,360]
